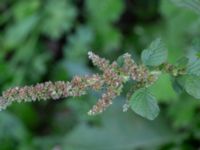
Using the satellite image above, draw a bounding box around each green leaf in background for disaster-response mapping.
[86,0,124,24]
[177,74,200,99]
[141,38,168,66]
[0,112,29,150]
[65,26,94,60]
[161,0,198,62]
[168,95,199,128]
[4,15,39,49]
[97,26,122,51]
[171,0,200,15]
[41,0,76,39]
[130,88,160,120]
[12,0,41,21]
[86,0,123,51]
[63,100,174,150]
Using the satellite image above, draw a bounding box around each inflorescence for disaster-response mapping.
[0,52,159,115]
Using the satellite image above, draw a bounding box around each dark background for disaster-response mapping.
[0,0,200,149]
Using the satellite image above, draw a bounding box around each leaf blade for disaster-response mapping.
[141,38,168,66]
[177,74,200,99]
[187,59,200,76]
[130,88,160,120]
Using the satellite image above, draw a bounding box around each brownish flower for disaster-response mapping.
[0,51,159,114]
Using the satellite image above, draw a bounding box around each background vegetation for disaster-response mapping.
[0,0,200,149]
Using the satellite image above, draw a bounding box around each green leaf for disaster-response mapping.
[172,77,184,94]
[175,56,189,69]
[41,0,76,39]
[86,0,123,50]
[177,74,200,99]
[13,0,40,21]
[129,88,160,120]
[0,112,29,149]
[86,0,124,24]
[4,15,39,49]
[65,26,93,60]
[186,40,200,75]
[172,0,200,15]
[187,59,200,76]
[168,96,198,128]
[141,38,168,66]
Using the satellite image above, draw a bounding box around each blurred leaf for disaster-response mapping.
[10,103,39,129]
[10,67,26,86]
[0,62,12,86]
[0,112,29,150]
[168,95,199,128]
[161,0,198,62]
[171,0,200,15]
[65,26,93,60]
[41,0,76,39]
[97,26,122,50]
[29,52,52,82]
[130,88,160,120]
[86,0,123,50]
[12,0,41,21]
[177,74,200,99]
[141,38,168,66]
[4,14,39,49]
[11,37,37,64]
[86,0,124,24]
[63,100,174,150]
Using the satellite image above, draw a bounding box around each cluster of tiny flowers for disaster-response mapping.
[88,53,124,115]
[0,75,103,111]
[87,52,152,115]
[0,51,159,114]
[122,53,148,82]
[88,51,110,71]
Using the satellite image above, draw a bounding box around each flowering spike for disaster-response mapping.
[0,52,160,115]
[88,86,120,115]
[88,51,110,71]
[0,96,12,111]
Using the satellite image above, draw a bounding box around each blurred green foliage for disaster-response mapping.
[0,0,200,149]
